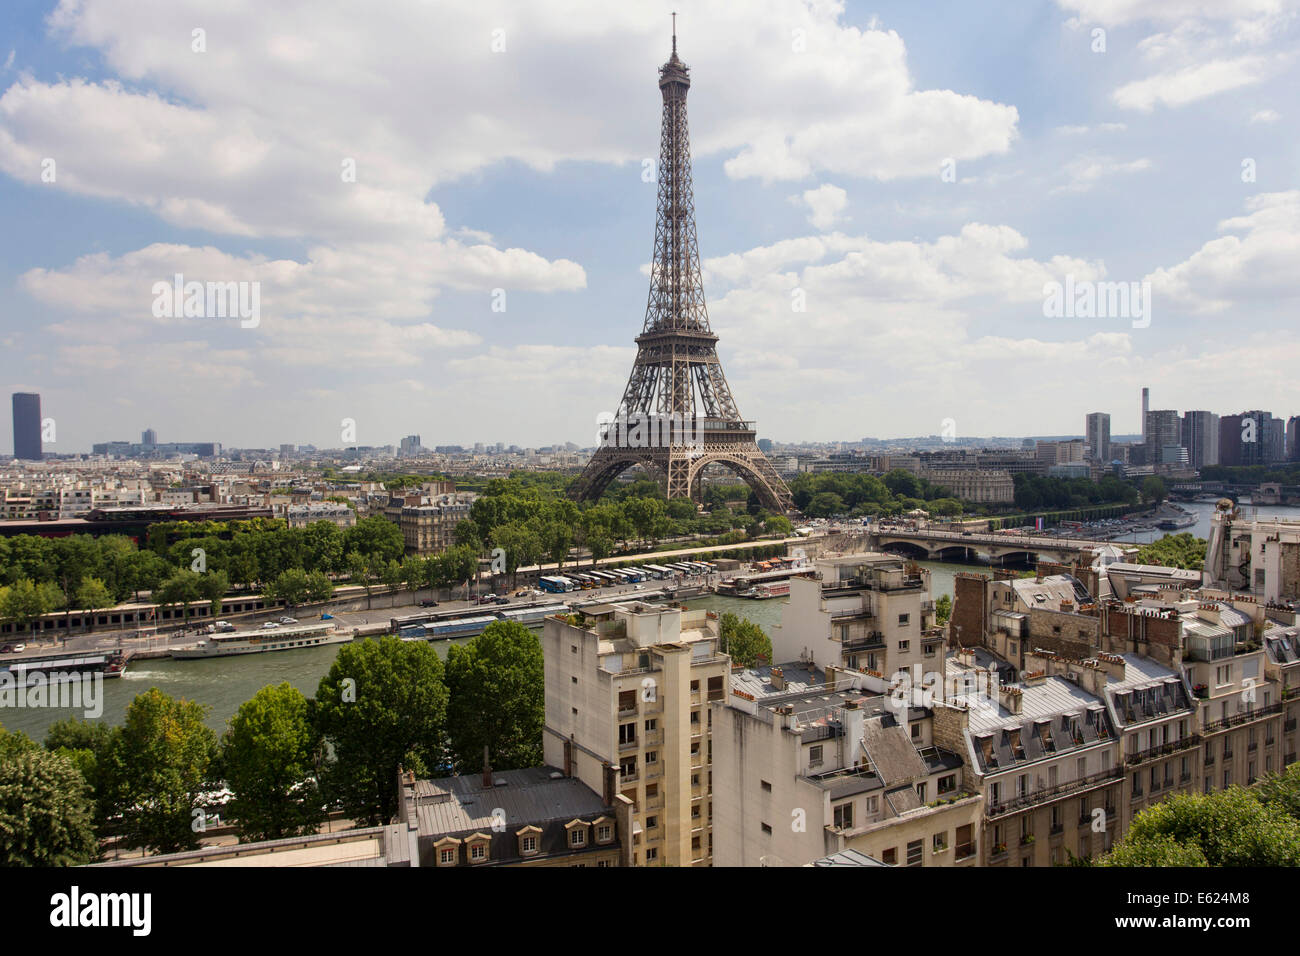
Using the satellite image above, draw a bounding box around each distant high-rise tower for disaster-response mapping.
[1141,388,1149,440]
[1085,412,1110,463]
[1181,411,1219,469]
[12,393,41,460]
[569,26,793,512]
[142,427,157,446]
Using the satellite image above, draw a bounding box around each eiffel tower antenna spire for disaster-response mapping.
[569,35,795,514]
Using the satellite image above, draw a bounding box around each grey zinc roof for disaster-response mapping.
[412,766,608,838]
[861,718,927,786]
[811,848,892,867]
[1263,626,1300,665]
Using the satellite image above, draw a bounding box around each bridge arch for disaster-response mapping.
[879,540,932,561]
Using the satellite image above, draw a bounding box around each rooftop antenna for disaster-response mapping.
[672,11,677,54]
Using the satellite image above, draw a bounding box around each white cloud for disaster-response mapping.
[1053,154,1153,193]
[1147,190,1300,311]
[797,184,848,230]
[1250,107,1281,121]
[1113,54,1282,110]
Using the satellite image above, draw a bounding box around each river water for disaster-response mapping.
[8,498,1299,742]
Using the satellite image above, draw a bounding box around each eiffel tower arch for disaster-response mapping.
[569,27,796,515]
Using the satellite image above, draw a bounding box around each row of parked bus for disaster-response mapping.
[537,561,717,593]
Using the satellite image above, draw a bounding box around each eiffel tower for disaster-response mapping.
[569,23,795,513]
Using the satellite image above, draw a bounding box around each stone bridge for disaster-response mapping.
[863,526,1117,565]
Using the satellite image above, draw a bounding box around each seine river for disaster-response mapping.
[7,497,1298,742]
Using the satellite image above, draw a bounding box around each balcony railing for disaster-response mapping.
[986,767,1124,818]
[1125,735,1201,765]
[1202,701,1284,735]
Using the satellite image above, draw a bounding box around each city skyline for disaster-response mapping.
[2,1,1299,450]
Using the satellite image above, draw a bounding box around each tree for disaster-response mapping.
[764,515,794,538]
[1098,787,1300,867]
[0,578,62,641]
[305,570,334,604]
[74,577,113,632]
[313,638,449,825]
[935,594,952,626]
[1135,533,1206,571]
[805,492,845,518]
[1141,475,1168,505]
[154,569,203,628]
[1251,762,1300,823]
[346,553,376,609]
[718,612,773,668]
[0,726,99,866]
[103,688,220,854]
[444,621,544,774]
[223,683,325,842]
[196,569,229,619]
[44,718,115,828]
[344,516,405,565]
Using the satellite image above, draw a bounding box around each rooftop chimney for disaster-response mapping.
[482,745,492,789]
[770,666,785,691]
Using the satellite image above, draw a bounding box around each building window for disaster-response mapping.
[470,843,486,861]
[933,831,947,851]
[570,829,587,848]
[833,803,854,830]
[881,847,897,865]
[761,780,772,792]
[645,751,658,765]
[597,860,611,867]
[898,614,910,626]
[761,822,772,835]
[619,722,636,745]
[938,774,956,794]
[866,795,879,814]
[646,816,657,830]
[907,839,923,866]
[521,836,537,854]
[911,723,921,739]
[645,718,657,732]
[439,847,456,865]
[809,745,824,766]
[646,848,657,862]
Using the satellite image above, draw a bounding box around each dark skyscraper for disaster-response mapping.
[12,392,41,460]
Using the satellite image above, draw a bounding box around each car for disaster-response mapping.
[0,644,13,653]
[320,613,335,620]
[494,597,510,605]
[279,617,299,625]
[633,584,645,590]
[261,622,281,629]
[9,643,25,653]
[419,599,439,608]
[514,589,529,597]
[477,594,497,605]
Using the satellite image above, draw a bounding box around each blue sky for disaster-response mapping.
[2,0,1298,453]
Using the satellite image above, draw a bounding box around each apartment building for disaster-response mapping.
[542,602,730,866]
[285,501,357,529]
[711,661,980,867]
[771,554,943,678]
[934,648,1124,866]
[1205,506,1300,602]
[393,767,633,868]
[383,490,474,556]
[918,468,1015,504]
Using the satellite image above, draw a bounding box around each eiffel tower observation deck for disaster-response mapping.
[569,22,796,514]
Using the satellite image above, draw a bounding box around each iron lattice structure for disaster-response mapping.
[569,34,795,513]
